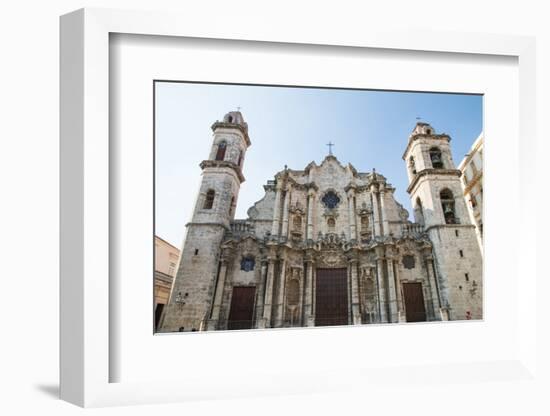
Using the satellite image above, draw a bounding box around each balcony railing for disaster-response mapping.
[401,223,425,237]
[229,220,255,237]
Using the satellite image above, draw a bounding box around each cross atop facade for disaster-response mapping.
[237,106,242,112]
[326,141,335,155]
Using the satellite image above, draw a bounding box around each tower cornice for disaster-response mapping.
[406,168,461,194]
[402,133,451,160]
[211,121,251,147]
[199,160,246,183]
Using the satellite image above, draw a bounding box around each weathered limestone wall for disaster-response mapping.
[192,167,240,226]
[208,127,247,166]
[428,225,483,320]
[160,225,225,332]
[412,177,470,229]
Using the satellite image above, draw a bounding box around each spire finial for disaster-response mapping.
[237,106,242,112]
[326,141,334,155]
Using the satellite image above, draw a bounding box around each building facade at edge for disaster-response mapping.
[458,133,483,253]
[154,236,180,330]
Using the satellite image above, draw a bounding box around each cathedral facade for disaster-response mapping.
[159,111,483,333]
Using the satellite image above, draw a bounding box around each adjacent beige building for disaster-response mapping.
[154,236,180,330]
[458,133,483,252]
[160,112,483,333]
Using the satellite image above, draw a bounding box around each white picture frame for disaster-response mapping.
[60,8,538,408]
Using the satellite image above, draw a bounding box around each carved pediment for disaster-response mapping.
[315,250,347,268]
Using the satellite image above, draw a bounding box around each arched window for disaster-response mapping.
[215,141,227,161]
[237,151,243,167]
[293,215,302,231]
[414,197,425,226]
[230,196,235,215]
[327,217,336,232]
[426,128,432,135]
[409,156,417,175]
[440,189,456,224]
[227,115,233,123]
[203,189,215,209]
[430,147,443,169]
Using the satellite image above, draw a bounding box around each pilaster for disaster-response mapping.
[348,257,361,324]
[386,256,398,323]
[304,255,315,326]
[376,256,388,323]
[207,255,230,330]
[260,256,277,328]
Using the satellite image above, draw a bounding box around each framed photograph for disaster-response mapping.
[60,8,538,408]
[153,81,483,335]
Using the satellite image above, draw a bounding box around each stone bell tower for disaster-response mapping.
[160,111,251,332]
[403,122,483,321]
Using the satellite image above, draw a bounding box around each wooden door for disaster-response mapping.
[315,268,348,326]
[403,282,427,322]
[227,286,256,330]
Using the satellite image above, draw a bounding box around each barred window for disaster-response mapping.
[215,141,227,161]
[430,147,443,169]
[203,190,215,209]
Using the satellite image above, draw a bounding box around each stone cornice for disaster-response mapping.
[185,222,229,229]
[200,160,246,183]
[401,133,451,160]
[406,168,461,194]
[211,121,251,147]
[154,270,174,284]
[424,224,476,233]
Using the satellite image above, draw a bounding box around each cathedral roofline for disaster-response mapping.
[269,155,388,187]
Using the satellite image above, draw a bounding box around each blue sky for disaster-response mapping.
[155,82,482,248]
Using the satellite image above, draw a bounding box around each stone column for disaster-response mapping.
[260,257,276,328]
[208,259,229,329]
[386,257,398,323]
[255,260,268,327]
[368,267,378,323]
[426,255,447,321]
[271,182,284,238]
[376,256,387,322]
[393,260,406,322]
[347,189,357,241]
[349,258,361,324]
[304,256,315,326]
[275,258,287,327]
[379,187,389,236]
[281,185,292,240]
[371,186,381,237]
[306,188,315,240]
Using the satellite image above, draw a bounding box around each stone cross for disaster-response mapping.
[326,141,334,155]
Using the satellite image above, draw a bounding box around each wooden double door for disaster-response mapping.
[315,268,349,326]
[227,286,256,330]
[402,282,427,322]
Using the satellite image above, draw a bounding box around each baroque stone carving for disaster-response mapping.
[402,255,415,269]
